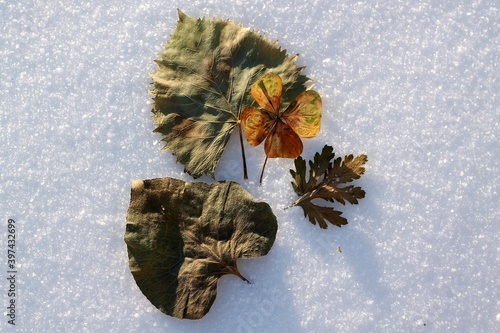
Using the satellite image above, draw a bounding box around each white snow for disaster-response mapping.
[1,0,498,332]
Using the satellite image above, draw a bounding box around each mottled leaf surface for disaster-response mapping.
[241,72,322,182]
[241,72,322,159]
[125,177,278,319]
[151,10,310,178]
[290,145,367,229]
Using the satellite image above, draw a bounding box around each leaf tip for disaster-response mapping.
[177,8,187,22]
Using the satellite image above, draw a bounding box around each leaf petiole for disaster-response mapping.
[238,124,249,179]
[225,265,251,284]
[291,185,323,207]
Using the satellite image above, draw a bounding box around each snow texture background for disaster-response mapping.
[1,0,498,332]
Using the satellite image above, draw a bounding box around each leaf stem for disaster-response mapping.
[291,186,322,207]
[259,156,268,185]
[226,265,251,284]
[238,125,248,179]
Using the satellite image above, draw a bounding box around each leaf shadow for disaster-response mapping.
[342,227,391,303]
[217,241,304,333]
[301,173,394,327]
[145,241,304,332]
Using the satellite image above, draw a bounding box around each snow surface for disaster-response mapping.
[1,0,498,332]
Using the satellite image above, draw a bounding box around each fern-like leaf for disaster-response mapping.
[290,145,367,229]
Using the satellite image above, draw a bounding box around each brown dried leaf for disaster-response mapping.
[290,145,367,229]
[125,177,277,319]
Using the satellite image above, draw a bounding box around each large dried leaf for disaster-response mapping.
[125,177,278,319]
[151,10,310,178]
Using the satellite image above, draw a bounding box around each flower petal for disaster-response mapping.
[251,72,282,114]
[264,121,303,158]
[241,106,275,146]
[281,90,322,138]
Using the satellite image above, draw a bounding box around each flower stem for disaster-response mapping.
[259,156,268,185]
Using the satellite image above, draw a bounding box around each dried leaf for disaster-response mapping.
[239,106,274,146]
[290,145,367,229]
[264,120,303,158]
[241,72,322,182]
[125,177,277,319]
[151,10,310,178]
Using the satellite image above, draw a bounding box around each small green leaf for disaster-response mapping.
[125,177,278,319]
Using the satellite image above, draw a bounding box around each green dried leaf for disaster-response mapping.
[151,10,310,178]
[290,145,367,229]
[125,177,278,319]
